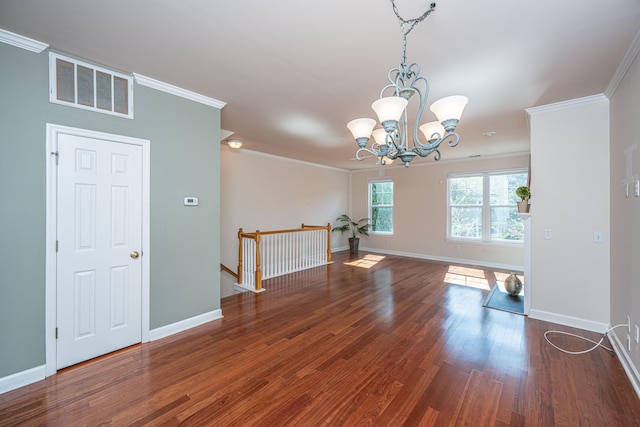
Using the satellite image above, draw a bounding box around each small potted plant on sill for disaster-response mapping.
[516,185,531,213]
[332,214,371,254]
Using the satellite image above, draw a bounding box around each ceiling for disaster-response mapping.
[1,0,639,170]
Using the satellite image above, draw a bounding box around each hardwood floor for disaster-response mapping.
[2,251,639,426]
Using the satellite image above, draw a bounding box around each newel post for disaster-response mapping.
[255,231,263,291]
[326,222,332,262]
[237,228,243,285]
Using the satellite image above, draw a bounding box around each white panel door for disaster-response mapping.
[56,133,143,369]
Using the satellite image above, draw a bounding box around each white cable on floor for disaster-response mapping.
[544,323,628,355]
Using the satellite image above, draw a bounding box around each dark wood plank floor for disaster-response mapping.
[2,251,639,426]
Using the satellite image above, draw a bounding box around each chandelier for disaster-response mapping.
[347,1,468,168]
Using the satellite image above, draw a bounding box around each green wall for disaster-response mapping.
[0,42,221,378]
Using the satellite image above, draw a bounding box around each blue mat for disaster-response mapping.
[483,284,524,315]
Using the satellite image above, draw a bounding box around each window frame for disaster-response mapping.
[368,178,394,235]
[447,168,528,244]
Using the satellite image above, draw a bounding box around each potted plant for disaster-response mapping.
[516,185,531,213]
[332,214,371,254]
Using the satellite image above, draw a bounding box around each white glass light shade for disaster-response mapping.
[429,95,469,122]
[226,139,244,149]
[372,96,408,123]
[347,118,376,140]
[372,128,389,146]
[419,121,446,141]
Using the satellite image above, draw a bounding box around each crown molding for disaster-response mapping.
[133,73,226,109]
[351,150,531,173]
[0,28,48,53]
[525,94,608,116]
[225,148,350,173]
[606,23,640,98]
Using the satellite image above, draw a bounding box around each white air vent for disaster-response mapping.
[49,52,133,118]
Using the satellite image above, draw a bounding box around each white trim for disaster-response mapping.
[45,124,151,376]
[233,284,267,294]
[355,247,523,272]
[0,28,48,53]
[528,309,609,334]
[606,23,640,98]
[525,94,608,116]
[220,129,235,141]
[351,151,531,173]
[229,148,351,173]
[609,330,640,399]
[0,365,46,395]
[148,309,223,341]
[133,73,226,109]
[49,52,134,119]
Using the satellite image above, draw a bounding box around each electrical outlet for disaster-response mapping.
[635,325,639,344]
[544,229,552,240]
[628,334,632,351]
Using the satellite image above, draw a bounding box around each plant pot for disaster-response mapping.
[517,200,530,213]
[349,238,360,254]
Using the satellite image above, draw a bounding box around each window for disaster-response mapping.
[369,180,393,234]
[448,170,527,242]
[49,52,133,118]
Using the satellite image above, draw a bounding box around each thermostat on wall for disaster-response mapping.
[184,197,199,206]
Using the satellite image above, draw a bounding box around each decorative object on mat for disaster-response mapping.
[483,285,524,315]
[504,273,523,296]
[516,185,530,213]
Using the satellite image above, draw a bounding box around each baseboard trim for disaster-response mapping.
[358,247,523,272]
[233,284,266,294]
[528,309,609,333]
[0,365,46,395]
[148,309,223,341]
[609,330,640,399]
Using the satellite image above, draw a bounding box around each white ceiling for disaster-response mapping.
[2,0,639,170]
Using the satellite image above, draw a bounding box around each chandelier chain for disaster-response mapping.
[391,0,436,64]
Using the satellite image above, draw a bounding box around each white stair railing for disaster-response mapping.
[236,224,332,293]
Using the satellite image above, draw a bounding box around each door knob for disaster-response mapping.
[130,251,140,259]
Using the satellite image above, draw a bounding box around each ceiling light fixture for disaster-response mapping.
[347,1,468,168]
[226,139,244,149]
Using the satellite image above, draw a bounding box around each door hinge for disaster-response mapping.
[55,327,58,339]
[51,151,59,165]
[56,240,59,252]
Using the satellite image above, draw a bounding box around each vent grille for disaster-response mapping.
[49,53,133,118]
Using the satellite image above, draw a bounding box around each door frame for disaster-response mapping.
[45,123,151,377]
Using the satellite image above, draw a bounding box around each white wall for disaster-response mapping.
[610,45,640,385]
[219,148,350,297]
[527,95,610,332]
[350,154,529,269]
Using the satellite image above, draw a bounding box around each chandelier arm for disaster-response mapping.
[411,146,442,161]
[386,131,402,153]
[414,132,461,151]
[355,146,382,161]
[409,75,429,147]
[356,145,402,161]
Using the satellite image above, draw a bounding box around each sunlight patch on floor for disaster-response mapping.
[344,254,386,269]
[445,266,491,290]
